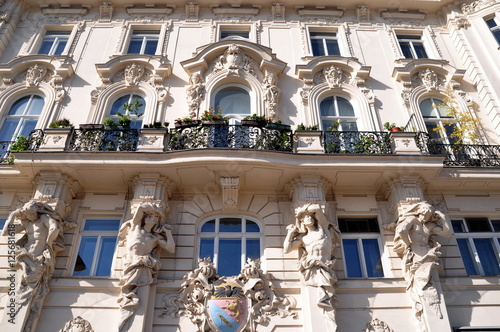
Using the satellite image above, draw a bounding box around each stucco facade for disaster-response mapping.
[0,0,500,331]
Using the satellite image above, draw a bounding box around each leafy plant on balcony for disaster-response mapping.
[49,118,74,129]
[104,98,143,127]
[175,114,198,124]
[243,114,266,121]
[201,106,228,121]
[144,122,170,129]
[435,88,481,144]
[296,123,319,131]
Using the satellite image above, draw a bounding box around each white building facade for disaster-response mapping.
[0,0,500,331]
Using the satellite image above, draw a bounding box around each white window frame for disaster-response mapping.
[26,25,79,56]
[485,16,500,45]
[117,24,167,56]
[0,94,44,141]
[127,30,160,55]
[71,218,121,277]
[217,24,253,42]
[341,234,386,278]
[452,218,500,276]
[309,31,340,56]
[108,93,146,129]
[38,31,71,56]
[211,84,254,120]
[319,95,358,131]
[198,216,263,275]
[419,96,456,144]
[397,34,428,59]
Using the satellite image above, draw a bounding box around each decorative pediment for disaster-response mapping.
[296,56,371,88]
[0,55,74,87]
[181,40,286,79]
[95,55,171,85]
[392,59,465,90]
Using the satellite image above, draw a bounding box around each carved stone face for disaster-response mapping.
[303,214,315,227]
[144,213,159,226]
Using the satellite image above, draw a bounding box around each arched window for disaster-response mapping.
[109,94,145,129]
[320,96,357,131]
[419,97,456,144]
[214,87,250,118]
[199,216,262,276]
[0,95,44,142]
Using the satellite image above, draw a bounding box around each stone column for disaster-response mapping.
[285,175,339,331]
[0,172,78,332]
[384,176,452,332]
[117,173,176,332]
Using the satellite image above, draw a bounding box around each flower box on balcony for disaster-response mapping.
[390,131,423,155]
[241,119,266,127]
[294,130,324,154]
[138,128,168,152]
[202,120,228,126]
[265,123,291,131]
[38,128,72,151]
[174,120,200,129]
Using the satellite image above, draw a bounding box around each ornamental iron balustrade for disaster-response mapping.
[0,129,44,163]
[428,143,500,167]
[68,128,139,152]
[168,124,293,152]
[324,131,393,154]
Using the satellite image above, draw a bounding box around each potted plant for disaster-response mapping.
[143,121,169,129]
[384,122,403,132]
[265,117,291,131]
[201,106,228,126]
[296,123,319,131]
[241,114,266,127]
[49,118,74,129]
[328,119,341,131]
[175,114,200,129]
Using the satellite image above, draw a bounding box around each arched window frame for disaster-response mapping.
[107,93,146,129]
[210,83,253,121]
[0,94,45,140]
[197,215,263,276]
[318,94,359,131]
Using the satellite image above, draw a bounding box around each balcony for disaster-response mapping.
[3,126,500,168]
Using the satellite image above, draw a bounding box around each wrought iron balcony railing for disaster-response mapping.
[68,128,139,152]
[324,131,393,154]
[168,124,293,152]
[0,129,44,163]
[428,143,500,167]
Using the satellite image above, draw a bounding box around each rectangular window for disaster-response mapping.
[38,31,71,55]
[452,218,500,276]
[0,218,6,230]
[398,35,428,59]
[220,29,250,40]
[127,30,159,55]
[485,17,500,44]
[72,219,120,277]
[339,218,384,278]
[310,32,340,56]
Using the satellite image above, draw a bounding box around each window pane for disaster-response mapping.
[362,239,384,277]
[325,40,340,56]
[130,95,145,115]
[95,237,117,276]
[200,238,214,261]
[486,18,497,28]
[54,40,67,55]
[320,97,335,116]
[466,218,492,232]
[84,219,121,231]
[343,239,362,278]
[219,218,242,232]
[38,39,54,55]
[130,120,143,130]
[246,239,260,261]
[214,88,250,115]
[473,238,500,275]
[337,97,354,116]
[491,220,500,232]
[493,29,500,44]
[127,40,143,54]
[342,121,358,131]
[338,218,379,233]
[201,220,216,232]
[110,96,130,115]
[413,43,427,58]
[9,97,30,115]
[452,220,466,233]
[399,42,413,58]
[73,236,97,276]
[218,239,241,276]
[420,99,436,118]
[457,238,479,275]
[0,119,19,141]
[246,220,260,233]
[0,218,6,229]
[144,40,158,55]
[27,96,44,115]
[18,119,37,138]
[311,38,325,56]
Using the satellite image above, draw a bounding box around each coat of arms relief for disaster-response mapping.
[163,258,297,332]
